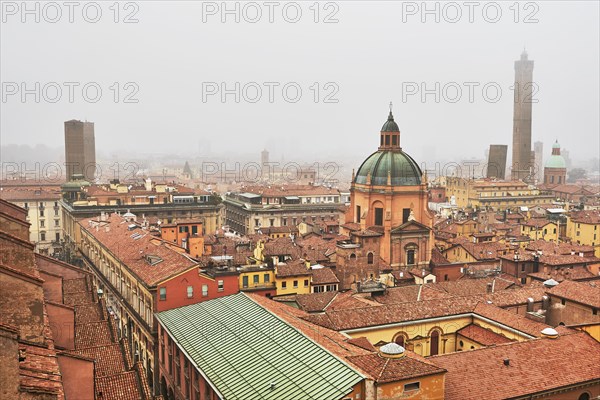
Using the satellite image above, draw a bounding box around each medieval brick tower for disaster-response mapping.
[511,50,535,182]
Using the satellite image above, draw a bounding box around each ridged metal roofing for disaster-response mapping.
[156,293,363,400]
[354,150,422,186]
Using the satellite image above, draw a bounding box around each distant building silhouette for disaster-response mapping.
[486,144,508,179]
[534,141,544,183]
[64,120,96,181]
[511,50,534,182]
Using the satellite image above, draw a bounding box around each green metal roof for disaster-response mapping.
[381,111,400,132]
[155,293,363,400]
[355,150,422,186]
[545,155,566,169]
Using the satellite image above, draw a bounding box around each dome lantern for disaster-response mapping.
[379,103,401,151]
[354,107,422,186]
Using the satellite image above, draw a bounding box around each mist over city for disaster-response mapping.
[1,2,599,400]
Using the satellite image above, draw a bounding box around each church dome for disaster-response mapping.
[545,156,566,169]
[355,109,422,186]
[545,141,566,169]
[355,151,422,186]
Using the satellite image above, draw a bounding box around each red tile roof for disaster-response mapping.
[471,302,549,337]
[95,370,144,400]
[528,267,596,282]
[345,337,376,352]
[430,330,600,400]
[18,342,65,397]
[305,296,550,337]
[570,210,600,224]
[310,267,339,284]
[80,214,198,287]
[456,324,514,345]
[548,280,600,308]
[294,291,338,312]
[525,239,595,255]
[0,186,62,201]
[304,297,482,331]
[276,262,311,277]
[483,286,547,307]
[521,218,555,228]
[347,352,446,383]
[76,344,126,377]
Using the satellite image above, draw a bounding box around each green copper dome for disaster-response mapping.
[355,150,422,186]
[545,155,566,169]
[381,111,400,132]
[546,140,566,169]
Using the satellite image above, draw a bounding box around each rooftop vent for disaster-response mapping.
[378,342,406,359]
[543,278,559,288]
[540,327,559,339]
[145,254,163,266]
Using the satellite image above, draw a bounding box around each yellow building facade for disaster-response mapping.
[342,313,532,358]
[521,220,559,242]
[567,213,600,257]
[445,177,553,210]
[275,263,312,296]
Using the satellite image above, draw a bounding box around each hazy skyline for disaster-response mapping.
[2,1,599,164]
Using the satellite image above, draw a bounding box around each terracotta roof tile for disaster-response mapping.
[76,344,126,377]
[483,286,547,307]
[348,352,446,383]
[63,290,94,306]
[345,337,376,352]
[295,291,338,312]
[74,303,103,324]
[456,324,514,345]
[471,302,549,337]
[75,321,114,349]
[548,280,600,308]
[525,239,595,255]
[521,218,555,228]
[95,371,143,400]
[304,297,482,331]
[528,267,596,282]
[18,342,64,397]
[570,210,600,224]
[310,267,339,284]
[276,262,311,277]
[430,330,600,400]
[0,186,62,201]
[80,214,197,286]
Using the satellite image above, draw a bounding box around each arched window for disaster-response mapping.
[350,253,357,260]
[429,329,441,356]
[367,252,374,264]
[394,332,407,347]
[578,393,591,400]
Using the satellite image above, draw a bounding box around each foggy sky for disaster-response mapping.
[1,1,599,165]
